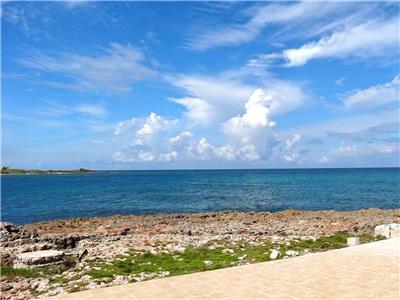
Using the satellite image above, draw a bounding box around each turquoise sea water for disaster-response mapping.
[2,168,399,224]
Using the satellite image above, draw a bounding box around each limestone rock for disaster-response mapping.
[203,260,212,266]
[0,221,36,243]
[270,249,280,260]
[374,223,400,238]
[14,250,65,268]
[347,237,360,247]
[14,249,64,268]
[286,250,299,257]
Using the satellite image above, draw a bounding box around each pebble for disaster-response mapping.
[203,260,213,266]
[270,249,280,260]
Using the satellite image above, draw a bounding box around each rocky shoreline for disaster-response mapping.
[1,208,399,299]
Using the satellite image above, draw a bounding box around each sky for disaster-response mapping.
[1,1,399,170]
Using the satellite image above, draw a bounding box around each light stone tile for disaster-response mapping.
[46,238,400,300]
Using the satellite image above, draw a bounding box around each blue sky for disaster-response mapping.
[2,1,399,170]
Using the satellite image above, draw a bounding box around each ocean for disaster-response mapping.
[2,168,399,224]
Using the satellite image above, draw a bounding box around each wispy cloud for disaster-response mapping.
[186,2,350,50]
[62,0,87,9]
[170,97,212,125]
[281,17,399,67]
[41,101,107,118]
[167,69,309,127]
[343,75,399,108]
[19,43,157,93]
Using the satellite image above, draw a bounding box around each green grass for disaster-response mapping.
[1,267,59,279]
[2,232,385,284]
[283,231,385,254]
[85,231,384,280]
[86,246,240,279]
[49,276,70,285]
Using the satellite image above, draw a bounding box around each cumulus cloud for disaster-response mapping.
[112,151,133,163]
[169,131,193,146]
[223,89,276,132]
[343,75,399,108]
[336,142,358,156]
[113,89,280,163]
[168,72,308,127]
[112,113,179,162]
[159,151,178,162]
[222,89,278,161]
[134,113,178,145]
[283,153,299,162]
[19,43,157,93]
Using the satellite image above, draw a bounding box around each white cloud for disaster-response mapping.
[237,143,260,161]
[138,151,155,162]
[159,151,178,162]
[369,144,399,155]
[343,75,399,108]
[62,0,87,9]
[20,43,157,93]
[168,73,253,115]
[168,72,308,127]
[114,118,138,136]
[283,153,299,162]
[74,103,107,118]
[282,109,399,138]
[112,113,179,162]
[112,151,134,163]
[335,142,358,157]
[41,101,107,118]
[286,134,301,149]
[112,90,281,163]
[187,2,343,50]
[223,89,276,134]
[222,89,278,161]
[214,145,236,161]
[335,77,345,86]
[319,155,330,164]
[187,138,214,160]
[134,113,178,146]
[169,131,193,146]
[317,141,399,165]
[171,97,212,124]
[282,17,399,67]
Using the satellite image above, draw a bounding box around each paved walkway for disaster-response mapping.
[47,238,400,300]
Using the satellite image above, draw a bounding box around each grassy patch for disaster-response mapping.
[286,231,385,253]
[86,246,240,279]
[287,231,351,251]
[49,276,70,285]
[1,267,59,279]
[85,231,384,280]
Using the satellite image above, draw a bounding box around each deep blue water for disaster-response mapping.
[2,168,399,224]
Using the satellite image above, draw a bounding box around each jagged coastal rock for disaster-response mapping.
[1,208,399,299]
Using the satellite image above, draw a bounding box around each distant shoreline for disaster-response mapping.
[1,168,94,175]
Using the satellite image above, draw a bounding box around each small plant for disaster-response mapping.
[1,267,59,279]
